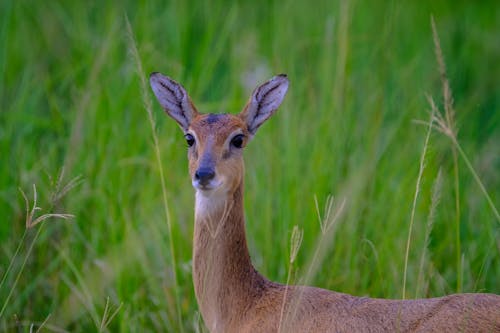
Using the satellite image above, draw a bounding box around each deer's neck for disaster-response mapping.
[192,183,269,331]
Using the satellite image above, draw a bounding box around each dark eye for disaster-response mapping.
[185,134,195,147]
[231,134,245,149]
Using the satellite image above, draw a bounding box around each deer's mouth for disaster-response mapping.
[192,178,223,192]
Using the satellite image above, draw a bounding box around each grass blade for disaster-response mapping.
[124,14,184,331]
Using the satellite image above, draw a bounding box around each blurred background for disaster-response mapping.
[1,1,499,331]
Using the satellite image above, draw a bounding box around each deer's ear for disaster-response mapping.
[240,74,289,135]
[150,72,199,131]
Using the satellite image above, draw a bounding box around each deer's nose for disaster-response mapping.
[195,168,215,185]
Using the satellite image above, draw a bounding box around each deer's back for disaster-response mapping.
[236,284,500,333]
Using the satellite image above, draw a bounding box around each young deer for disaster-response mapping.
[150,72,500,333]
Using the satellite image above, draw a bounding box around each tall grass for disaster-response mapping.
[1,1,499,331]
[125,15,183,332]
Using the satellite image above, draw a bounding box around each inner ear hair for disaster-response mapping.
[150,72,199,131]
[240,74,289,135]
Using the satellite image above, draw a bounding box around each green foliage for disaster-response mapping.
[1,1,499,331]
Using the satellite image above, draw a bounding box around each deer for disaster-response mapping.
[149,72,500,333]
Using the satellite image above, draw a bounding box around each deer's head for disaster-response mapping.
[150,73,289,198]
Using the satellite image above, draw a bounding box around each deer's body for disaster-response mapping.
[150,73,500,333]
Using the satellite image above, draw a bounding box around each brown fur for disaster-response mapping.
[149,73,500,333]
[191,169,500,332]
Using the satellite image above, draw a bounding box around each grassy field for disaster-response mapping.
[1,1,499,331]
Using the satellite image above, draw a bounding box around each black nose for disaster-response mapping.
[195,168,215,185]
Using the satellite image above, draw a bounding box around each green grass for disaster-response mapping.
[1,1,499,331]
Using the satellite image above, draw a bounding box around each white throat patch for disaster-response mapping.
[195,190,232,238]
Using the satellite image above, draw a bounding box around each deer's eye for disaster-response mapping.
[231,134,245,149]
[185,134,195,147]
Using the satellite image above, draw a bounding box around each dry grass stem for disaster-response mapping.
[281,195,346,330]
[278,225,304,333]
[290,225,304,264]
[417,18,500,225]
[30,313,51,333]
[20,185,74,229]
[125,14,184,330]
[402,97,435,300]
[14,316,69,333]
[314,194,346,235]
[416,168,443,297]
[431,16,455,135]
[1,183,75,319]
[204,200,234,239]
[99,297,123,332]
[50,168,84,204]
